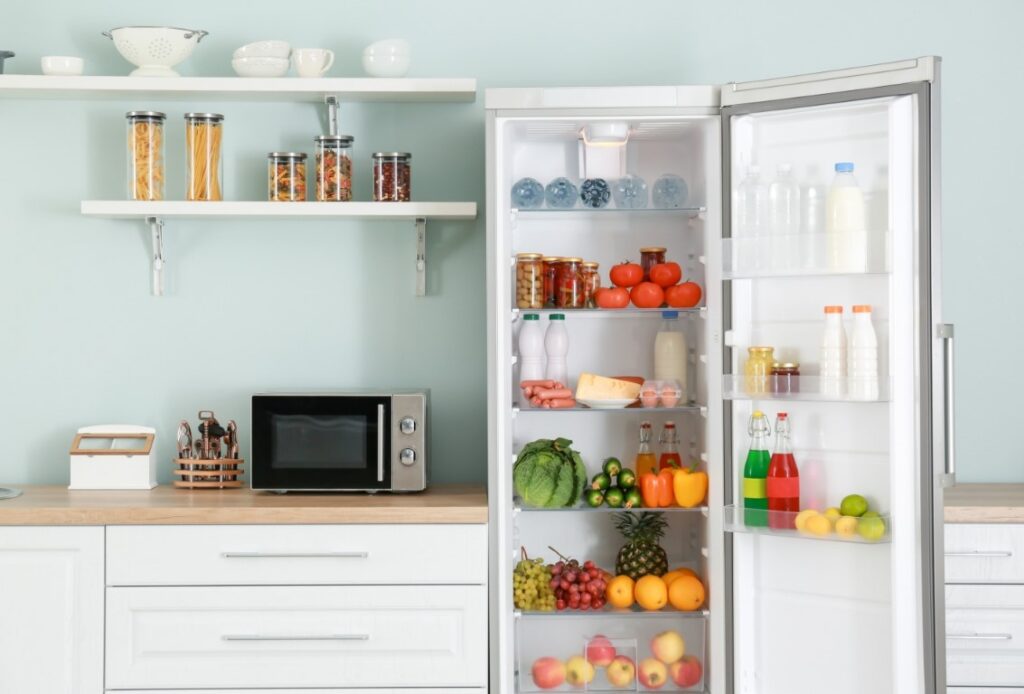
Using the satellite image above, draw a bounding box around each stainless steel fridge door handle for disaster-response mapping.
[946,633,1013,641]
[938,323,956,486]
[945,550,1013,558]
[221,552,369,559]
[222,633,370,642]
[377,403,385,482]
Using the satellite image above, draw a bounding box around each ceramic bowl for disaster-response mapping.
[41,56,84,76]
[232,56,289,78]
[362,39,410,78]
[102,26,207,77]
[233,40,290,60]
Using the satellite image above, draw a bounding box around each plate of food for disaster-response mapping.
[574,373,643,409]
[577,398,638,410]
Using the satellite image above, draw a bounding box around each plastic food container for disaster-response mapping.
[515,253,544,309]
[314,135,353,201]
[372,152,411,201]
[556,257,585,309]
[639,379,683,408]
[640,380,661,408]
[126,111,165,201]
[268,152,307,202]
[581,261,600,308]
[640,246,667,282]
[184,112,224,201]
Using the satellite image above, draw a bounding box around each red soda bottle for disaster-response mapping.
[766,412,800,529]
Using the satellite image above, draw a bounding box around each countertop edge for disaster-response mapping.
[944,507,1024,524]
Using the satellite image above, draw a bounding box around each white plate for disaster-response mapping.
[578,398,637,409]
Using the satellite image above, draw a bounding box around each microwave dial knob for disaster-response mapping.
[399,417,417,435]
[399,448,417,466]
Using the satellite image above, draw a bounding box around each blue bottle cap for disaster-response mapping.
[835,162,855,173]
[662,310,679,319]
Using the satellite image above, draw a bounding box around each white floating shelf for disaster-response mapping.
[80,200,478,221]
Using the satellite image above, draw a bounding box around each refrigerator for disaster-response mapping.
[486,56,951,694]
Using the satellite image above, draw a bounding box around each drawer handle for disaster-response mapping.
[223,633,370,642]
[947,633,1013,641]
[945,550,1014,558]
[221,552,369,559]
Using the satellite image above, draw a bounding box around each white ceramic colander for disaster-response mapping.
[103,26,208,77]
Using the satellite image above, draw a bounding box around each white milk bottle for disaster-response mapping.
[848,305,879,401]
[544,313,569,387]
[654,310,688,393]
[826,162,867,272]
[734,165,768,272]
[518,313,545,407]
[820,305,847,399]
[768,163,801,270]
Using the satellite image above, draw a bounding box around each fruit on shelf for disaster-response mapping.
[565,654,596,686]
[824,507,841,522]
[595,286,631,309]
[858,512,887,541]
[549,553,608,611]
[794,508,818,531]
[615,512,669,579]
[610,261,644,288]
[668,574,705,611]
[585,634,616,667]
[638,657,669,689]
[803,513,832,536]
[669,655,703,688]
[672,467,708,508]
[665,281,702,308]
[840,493,870,517]
[513,550,556,611]
[650,629,686,664]
[634,574,668,610]
[531,657,566,689]
[835,515,858,538]
[630,281,665,309]
[649,261,682,288]
[605,574,635,608]
[513,438,588,509]
[607,655,637,688]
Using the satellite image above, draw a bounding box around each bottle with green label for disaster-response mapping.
[743,410,772,527]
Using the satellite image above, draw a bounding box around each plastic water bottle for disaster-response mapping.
[734,165,768,272]
[544,313,569,387]
[848,305,879,401]
[518,314,545,406]
[768,163,801,270]
[801,168,827,269]
[820,305,847,399]
[826,162,867,272]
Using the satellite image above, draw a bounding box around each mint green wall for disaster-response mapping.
[0,0,1014,485]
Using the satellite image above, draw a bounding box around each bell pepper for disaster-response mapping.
[639,472,662,508]
[673,466,709,508]
[657,468,675,507]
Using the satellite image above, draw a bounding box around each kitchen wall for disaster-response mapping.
[0,0,1018,485]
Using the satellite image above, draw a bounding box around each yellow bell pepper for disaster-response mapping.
[673,467,708,508]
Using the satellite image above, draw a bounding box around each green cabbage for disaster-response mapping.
[513,437,586,508]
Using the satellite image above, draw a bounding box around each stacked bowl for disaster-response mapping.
[232,40,290,78]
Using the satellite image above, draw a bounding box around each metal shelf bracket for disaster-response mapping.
[415,217,427,296]
[324,95,339,136]
[147,216,165,297]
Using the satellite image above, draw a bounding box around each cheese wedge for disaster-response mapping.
[575,373,642,402]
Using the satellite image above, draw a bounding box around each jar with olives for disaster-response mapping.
[557,257,585,309]
[516,253,544,309]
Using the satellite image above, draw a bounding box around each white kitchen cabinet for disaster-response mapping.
[946,584,1024,687]
[0,526,103,694]
[946,523,1024,583]
[949,689,1024,693]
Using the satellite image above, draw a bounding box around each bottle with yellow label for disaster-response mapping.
[743,410,772,527]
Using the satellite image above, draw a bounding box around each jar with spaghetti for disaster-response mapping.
[184,113,224,201]
[542,257,561,307]
[126,111,165,201]
[744,346,776,395]
[581,261,601,308]
[314,135,353,201]
[515,253,544,309]
[556,257,585,309]
[268,153,307,202]
[640,246,667,282]
[372,152,411,201]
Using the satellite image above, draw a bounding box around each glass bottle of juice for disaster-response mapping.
[635,422,657,477]
[767,412,800,529]
[658,422,682,470]
[743,410,771,527]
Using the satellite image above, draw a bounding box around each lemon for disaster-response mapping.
[858,515,887,541]
[804,513,832,536]
[835,516,859,538]
[794,509,819,532]
[824,507,841,521]
[840,494,869,518]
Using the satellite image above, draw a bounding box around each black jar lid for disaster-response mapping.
[268,152,308,160]
[315,135,354,145]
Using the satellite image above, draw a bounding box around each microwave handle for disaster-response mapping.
[377,403,385,483]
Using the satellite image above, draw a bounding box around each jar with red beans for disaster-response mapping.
[556,257,585,308]
[372,152,411,201]
[640,246,667,282]
[542,256,561,308]
[581,261,601,308]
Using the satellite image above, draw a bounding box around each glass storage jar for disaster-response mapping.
[184,113,224,201]
[126,111,165,201]
[581,261,601,308]
[744,346,775,395]
[314,135,353,201]
[771,362,801,393]
[372,152,411,201]
[515,253,544,309]
[640,246,667,282]
[557,257,585,309]
[268,152,308,202]
[542,257,561,308]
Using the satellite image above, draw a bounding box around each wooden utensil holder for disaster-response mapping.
[172,458,244,489]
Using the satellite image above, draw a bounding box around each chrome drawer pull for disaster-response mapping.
[223,633,370,642]
[947,633,1013,641]
[221,551,369,559]
[945,550,1013,558]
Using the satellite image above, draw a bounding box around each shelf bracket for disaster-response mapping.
[147,216,165,297]
[415,217,427,296]
[325,95,339,137]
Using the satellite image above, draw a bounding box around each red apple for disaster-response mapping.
[585,634,616,667]
[531,656,566,689]
[638,657,668,689]
[669,655,703,688]
[606,655,636,688]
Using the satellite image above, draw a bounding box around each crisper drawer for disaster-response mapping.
[106,585,487,690]
[947,584,1024,687]
[106,523,486,585]
[946,523,1024,584]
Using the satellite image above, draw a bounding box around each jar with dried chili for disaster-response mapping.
[372,152,411,201]
[542,257,561,307]
[557,257,585,309]
[640,246,667,282]
[581,261,601,308]
[268,153,308,202]
[314,135,353,201]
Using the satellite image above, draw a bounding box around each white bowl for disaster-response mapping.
[233,40,290,60]
[232,56,289,78]
[41,56,84,76]
[362,39,410,78]
[103,26,207,77]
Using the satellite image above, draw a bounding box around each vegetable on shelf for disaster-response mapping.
[672,467,708,508]
[649,261,682,288]
[513,437,587,508]
[666,281,703,308]
[629,281,665,309]
[609,261,643,288]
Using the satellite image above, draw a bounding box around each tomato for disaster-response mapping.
[666,281,702,308]
[649,262,682,288]
[595,286,630,309]
[609,261,643,288]
[629,282,665,309]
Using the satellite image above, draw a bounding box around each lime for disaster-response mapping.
[604,487,625,508]
[603,457,623,477]
[857,515,886,541]
[840,494,869,518]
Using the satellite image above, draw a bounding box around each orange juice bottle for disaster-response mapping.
[635,421,657,477]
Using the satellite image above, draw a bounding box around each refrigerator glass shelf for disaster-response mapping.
[515,503,709,515]
[512,206,705,218]
[512,307,706,319]
[513,404,703,415]
[722,375,889,403]
[516,606,709,619]
[723,505,891,544]
[721,232,890,279]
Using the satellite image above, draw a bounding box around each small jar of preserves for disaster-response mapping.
[268,152,308,202]
[542,257,561,308]
[314,135,353,201]
[557,257,585,309]
[581,261,601,308]
[744,346,775,395]
[516,253,544,309]
[372,152,411,201]
[127,111,165,201]
[771,362,801,393]
[184,113,224,201]
[640,246,667,281]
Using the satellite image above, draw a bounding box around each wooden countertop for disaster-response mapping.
[0,484,487,525]
[945,483,1024,523]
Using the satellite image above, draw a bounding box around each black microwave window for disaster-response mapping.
[270,414,368,470]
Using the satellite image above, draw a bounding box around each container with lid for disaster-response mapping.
[268,152,307,202]
[556,257,585,309]
[372,152,411,202]
[745,346,775,395]
[515,253,544,310]
[771,362,801,393]
[581,261,601,308]
[542,257,561,308]
[126,111,165,201]
[315,135,353,202]
[184,113,224,201]
[640,247,667,281]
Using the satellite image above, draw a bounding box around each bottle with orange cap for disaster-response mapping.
[820,305,847,399]
[849,304,879,400]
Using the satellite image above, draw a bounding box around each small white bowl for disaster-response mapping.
[233,40,290,60]
[232,56,289,78]
[362,39,410,78]
[41,56,84,76]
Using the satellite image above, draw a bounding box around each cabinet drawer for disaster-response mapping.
[946,524,1024,583]
[106,585,487,689]
[949,689,1024,693]
[107,524,486,585]
[947,584,1024,687]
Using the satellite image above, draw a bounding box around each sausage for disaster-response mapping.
[537,388,573,401]
[530,396,543,407]
[547,398,577,408]
[521,385,534,398]
[520,379,556,389]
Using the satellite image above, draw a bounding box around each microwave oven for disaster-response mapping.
[250,392,427,492]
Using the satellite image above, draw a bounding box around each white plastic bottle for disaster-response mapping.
[848,305,879,401]
[544,313,569,387]
[518,314,546,407]
[654,310,688,391]
[768,163,801,270]
[734,165,769,272]
[826,162,867,272]
[801,167,827,269]
[820,305,847,399]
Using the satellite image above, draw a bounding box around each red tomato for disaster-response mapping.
[595,286,630,309]
[649,262,682,288]
[609,261,643,288]
[666,281,702,308]
[629,282,665,309]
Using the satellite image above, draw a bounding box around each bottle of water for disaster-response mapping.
[768,163,801,270]
[518,314,545,407]
[848,305,879,401]
[820,305,847,399]
[734,165,768,272]
[801,167,827,269]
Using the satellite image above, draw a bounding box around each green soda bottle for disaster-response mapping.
[743,410,771,527]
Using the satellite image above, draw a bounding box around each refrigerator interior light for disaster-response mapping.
[579,122,630,179]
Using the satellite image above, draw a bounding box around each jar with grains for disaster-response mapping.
[744,346,775,395]
[268,153,307,202]
[557,257,585,309]
[184,113,224,201]
[771,362,801,393]
[314,135,353,201]
[542,257,561,308]
[640,246,667,282]
[516,253,544,309]
[581,261,601,308]
[372,152,411,201]
[126,111,165,201]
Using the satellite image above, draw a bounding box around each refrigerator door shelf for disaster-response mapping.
[722,375,890,403]
[724,504,892,544]
[722,232,891,280]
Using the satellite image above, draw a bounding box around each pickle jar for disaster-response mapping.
[640,246,667,282]
[268,153,308,202]
[184,113,224,201]
[126,111,165,201]
[314,135,353,201]
[542,257,562,308]
[744,346,776,395]
[557,257,585,309]
[581,261,601,308]
[515,253,544,309]
[372,152,411,201]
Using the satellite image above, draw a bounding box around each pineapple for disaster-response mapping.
[614,512,669,579]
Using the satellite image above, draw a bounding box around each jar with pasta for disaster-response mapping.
[372,152,411,201]
[314,135,353,201]
[515,253,544,309]
[557,257,585,309]
[126,111,165,201]
[581,261,600,308]
[184,113,224,201]
[268,152,307,202]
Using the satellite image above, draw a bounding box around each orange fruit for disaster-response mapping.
[677,567,698,579]
[668,575,705,611]
[634,575,668,611]
[661,569,685,587]
[606,575,635,609]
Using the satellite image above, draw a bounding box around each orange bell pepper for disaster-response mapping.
[673,466,709,508]
[657,468,675,507]
[639,472,661,508]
